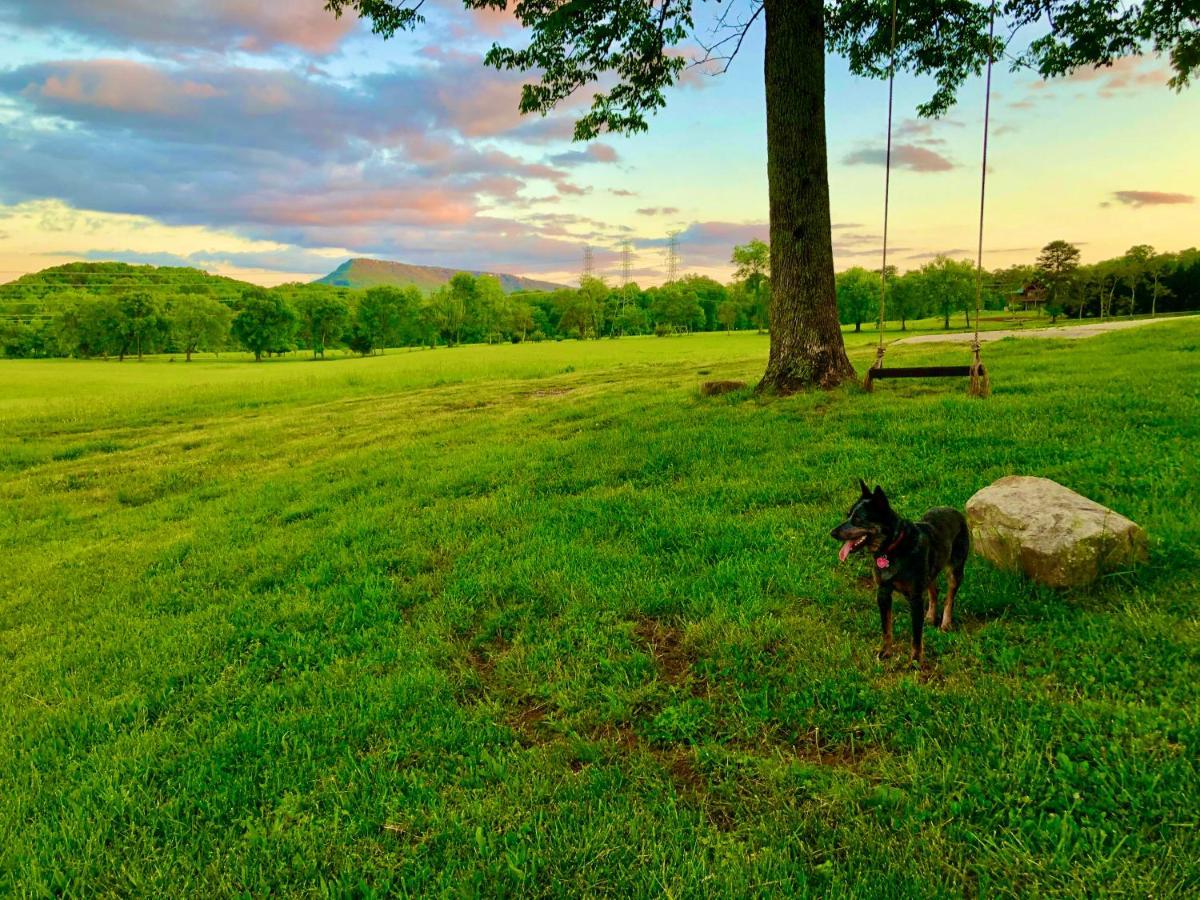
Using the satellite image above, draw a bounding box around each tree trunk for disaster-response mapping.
[186,346,193,362]
[756,0,853,394]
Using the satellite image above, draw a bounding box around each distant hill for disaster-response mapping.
[315,258,567,294]
[0,262,255,321]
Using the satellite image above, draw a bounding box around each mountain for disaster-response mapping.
[314,258,568,294]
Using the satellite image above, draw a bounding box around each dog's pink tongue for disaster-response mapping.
[839,540,855,563]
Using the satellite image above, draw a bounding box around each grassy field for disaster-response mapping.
[2,320,1198,896]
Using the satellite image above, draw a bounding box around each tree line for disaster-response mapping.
[836,243,1200,333]
[0,262,764,360]
[2,241,1198,360]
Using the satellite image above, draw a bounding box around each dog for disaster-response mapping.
[830,480,970,663]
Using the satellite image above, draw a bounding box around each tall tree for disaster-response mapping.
[730,238,770,333]
[327,1,1196,389]
[1147,251,1175,317]
[1036,240,1081,320]
[921,256,976,329]
[651,282,705,332]
[168,294,232,362]
[1120,244,1155,316]
[232,290,296,362]
[835,267,879,333]
[296,292,351,357]
[116,291,168,361]
[56,295,125,358]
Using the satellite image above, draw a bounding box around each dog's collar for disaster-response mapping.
[876,528,906,570]
[883,528,907,554]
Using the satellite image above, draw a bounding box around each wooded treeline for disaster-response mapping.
[836,243,1200,332]
[2,243,1198,360]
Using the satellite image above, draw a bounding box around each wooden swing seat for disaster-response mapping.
[866,364,981,380]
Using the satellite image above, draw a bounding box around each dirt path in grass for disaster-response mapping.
[894,315,1197,345]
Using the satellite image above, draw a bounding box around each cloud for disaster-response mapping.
[608,188,637,197]
[432,0,522,38]
[633,221,766,269]
[842,143,955,172]
[0,0,358,56]
[893,117,964,145]
[0,52,624,276]
[1111,190,1195,208]
[547,144,619,166]
[635,207,681,217]
[509,116,580,145]
[1032,56,1168,97]
[77,247,347,276]
[905,248,972,261]
[17,60,226,117]
[670,46,727,89]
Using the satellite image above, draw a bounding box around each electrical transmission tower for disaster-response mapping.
[665,231,680,283]
[620,241,633,307]
[582,245,595,282]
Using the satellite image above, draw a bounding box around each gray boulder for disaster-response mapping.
[966,476,1147,587]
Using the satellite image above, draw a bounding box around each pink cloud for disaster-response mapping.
[1031,56,1169,97]
[256,184,478,228]
[228,1,358,54]
[28,60,225,115]
[1112,190,1195,208]
[4,0,358,55]
[843,143,955,172]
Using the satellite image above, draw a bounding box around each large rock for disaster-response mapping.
[966,476,1147,587]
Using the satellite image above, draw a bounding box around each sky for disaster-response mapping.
[0,1,1196,288]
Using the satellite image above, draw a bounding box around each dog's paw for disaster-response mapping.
[875,647,893,661]
[939,622,953,633]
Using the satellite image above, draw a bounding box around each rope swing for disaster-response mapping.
[864,0,996,398]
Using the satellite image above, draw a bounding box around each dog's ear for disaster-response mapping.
[859,478,871,498]
[872,485,890,508]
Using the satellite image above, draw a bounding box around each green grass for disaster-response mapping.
[2,321,1198,896]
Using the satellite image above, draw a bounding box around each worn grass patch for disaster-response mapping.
[2,324,1198,895]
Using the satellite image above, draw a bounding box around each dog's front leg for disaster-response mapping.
[876,584,894,659]
[908,581,927,664]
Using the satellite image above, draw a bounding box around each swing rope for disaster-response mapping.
[968,2,996,397]
[866,0,996,398]
[871,0,899,378]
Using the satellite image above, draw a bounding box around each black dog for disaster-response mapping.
[831,481,970,662]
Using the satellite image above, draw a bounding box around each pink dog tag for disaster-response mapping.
[876,556,889,569]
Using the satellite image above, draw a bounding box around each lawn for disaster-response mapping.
[2,321,1198,896]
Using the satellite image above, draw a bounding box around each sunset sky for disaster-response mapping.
[0,0,1196,287]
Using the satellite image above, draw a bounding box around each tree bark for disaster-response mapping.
[756,0,854,394]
